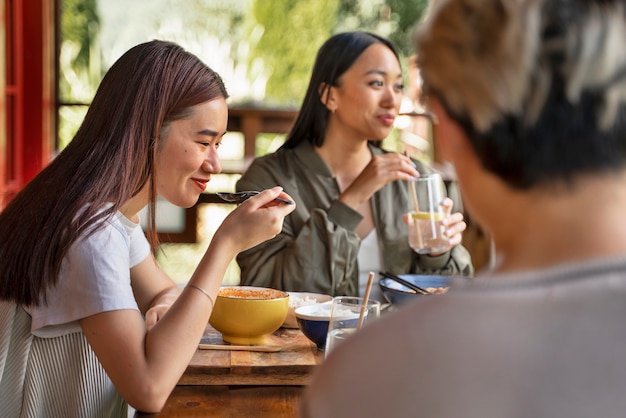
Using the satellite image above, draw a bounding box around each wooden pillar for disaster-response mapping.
[21,0,54,183]
[0,0,54,209]
[241,114,261,168]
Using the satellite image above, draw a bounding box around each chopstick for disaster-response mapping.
[357,272,375,329]
[378,271,430,295]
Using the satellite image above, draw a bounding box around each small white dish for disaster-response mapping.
[282,292,333,328]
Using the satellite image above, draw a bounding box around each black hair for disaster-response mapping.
[282,31,400,149]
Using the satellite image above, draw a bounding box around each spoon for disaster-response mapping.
[216,190,294,205]
[378,272,430,295]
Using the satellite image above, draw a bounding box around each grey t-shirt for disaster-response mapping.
[302,256,626,418]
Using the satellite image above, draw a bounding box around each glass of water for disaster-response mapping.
[325,296,380,358]
[407,173,449,254]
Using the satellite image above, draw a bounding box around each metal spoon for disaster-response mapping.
[216,191,294,205]
[378,272,430,295]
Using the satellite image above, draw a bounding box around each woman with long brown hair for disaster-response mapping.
[0,40,294,416]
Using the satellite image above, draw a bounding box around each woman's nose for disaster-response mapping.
[382,86,401,109]
[202,151,221,174]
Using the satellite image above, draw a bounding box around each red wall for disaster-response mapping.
[1,0,54,209]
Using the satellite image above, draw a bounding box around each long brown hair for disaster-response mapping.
[0,40,228,306]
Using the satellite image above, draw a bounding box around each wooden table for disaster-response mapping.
[146,326,323,417]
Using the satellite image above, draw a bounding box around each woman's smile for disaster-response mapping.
[192,177,210,192]
[377,113,396,126]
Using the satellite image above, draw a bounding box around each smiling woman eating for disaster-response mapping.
[0,40,294,416]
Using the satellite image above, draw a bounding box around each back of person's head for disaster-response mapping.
[0,40,228,306]
[415,0,626,189]
[283,31,400,148]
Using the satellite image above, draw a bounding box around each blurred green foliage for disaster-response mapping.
[252,0,428,106]
[250,0,339,107]
[60,0,99,70]
[60,0,428,109]
[384,0,429,55]
[250,0,428,106]
[335,0,428,55]
[59,0,100,102]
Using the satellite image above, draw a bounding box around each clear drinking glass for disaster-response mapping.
[325,296,381,358]
[407,173,448,254]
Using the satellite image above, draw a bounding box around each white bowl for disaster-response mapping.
[282,292,333,328]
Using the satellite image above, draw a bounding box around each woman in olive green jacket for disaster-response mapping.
[236,32,473,299]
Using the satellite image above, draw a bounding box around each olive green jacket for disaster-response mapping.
[236,142,473,296]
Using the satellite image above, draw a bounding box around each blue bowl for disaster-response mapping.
[295,302,333,350]
[379,274,452,305]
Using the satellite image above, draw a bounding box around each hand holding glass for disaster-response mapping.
[407,173,449,254]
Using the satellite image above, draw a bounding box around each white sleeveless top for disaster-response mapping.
[357,228,384,303]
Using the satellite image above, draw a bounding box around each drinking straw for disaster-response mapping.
[405,151,424,248]
[357,272,375,329]
[410,179,421,214]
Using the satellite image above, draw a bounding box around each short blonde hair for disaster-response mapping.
[415,0,626,133]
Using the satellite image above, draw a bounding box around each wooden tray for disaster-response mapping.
[199,332,286,352]
[182,326,323,386]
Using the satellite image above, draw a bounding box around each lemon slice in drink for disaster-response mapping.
[410,211,444,221]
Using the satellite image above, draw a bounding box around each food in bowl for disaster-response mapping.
[425,286,449,294]
[209,286,289,345]
[283,292,333,328]
[379,274,452,305]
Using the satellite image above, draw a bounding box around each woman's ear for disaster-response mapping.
[318,82,337,112]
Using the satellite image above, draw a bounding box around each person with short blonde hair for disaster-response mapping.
[301,1,626,416]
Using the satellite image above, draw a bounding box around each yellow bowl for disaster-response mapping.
[209,286,289,345]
